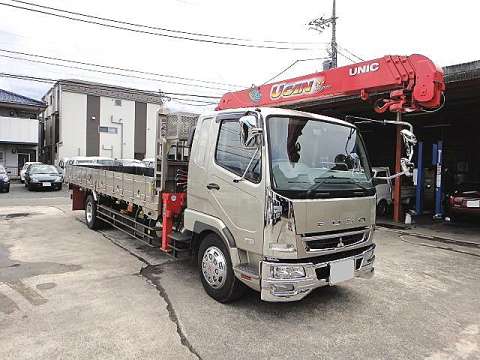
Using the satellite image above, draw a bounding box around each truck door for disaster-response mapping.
[205,116,264,253]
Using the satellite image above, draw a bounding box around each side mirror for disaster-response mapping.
[239,115,262,148]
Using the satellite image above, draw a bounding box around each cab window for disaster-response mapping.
[215,120,261,183]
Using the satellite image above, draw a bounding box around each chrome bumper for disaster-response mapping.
[260,245,375,302]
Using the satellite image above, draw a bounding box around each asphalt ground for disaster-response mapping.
[1,184,479,359]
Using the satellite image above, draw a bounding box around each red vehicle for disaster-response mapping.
[448,182,480,220]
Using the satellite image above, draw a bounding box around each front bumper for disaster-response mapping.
[29,181,62,189]
[261,245,375,302]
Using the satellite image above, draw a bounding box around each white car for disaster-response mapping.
[114,159,146,168]
[60,156,114,168]
[373,166,416,216]
[20,162,42,183]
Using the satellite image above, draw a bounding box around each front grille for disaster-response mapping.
[303,227,369,251]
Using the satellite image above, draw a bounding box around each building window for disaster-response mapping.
[114,99,122,106]
[99,126,118,134]
[0,151,4,164]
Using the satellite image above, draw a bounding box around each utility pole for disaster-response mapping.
[308,0,338,69]
[331,0,337,68]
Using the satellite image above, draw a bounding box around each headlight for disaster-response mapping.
[55,176,62,182]
[271,265,306,279]
[30,176,39,182]
[0,175,8,181]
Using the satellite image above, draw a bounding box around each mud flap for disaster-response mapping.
[71,187,86,211]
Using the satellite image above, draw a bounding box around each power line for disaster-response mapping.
[337,44,364,62]
[0,48,241,88]
[262,57,329,84]
[0,1,315,51]
[10,0,324,47]
[0,72,221,101]
[0,72,216,107]
[0,52,226,95]
[336,48,356,64]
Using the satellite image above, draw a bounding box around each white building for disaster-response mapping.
[0,89,46,178]
[41,80,164,164]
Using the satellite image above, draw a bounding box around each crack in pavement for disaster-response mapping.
[82,217,201,359]
[141,264,203,360]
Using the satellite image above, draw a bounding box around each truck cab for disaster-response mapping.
[184,107,376,302]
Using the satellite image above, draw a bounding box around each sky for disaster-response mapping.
[0,0,478,111]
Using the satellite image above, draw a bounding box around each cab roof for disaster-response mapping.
[202,107,354,128]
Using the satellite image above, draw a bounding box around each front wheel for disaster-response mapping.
[376,199,388,217]
[198,233,245,303]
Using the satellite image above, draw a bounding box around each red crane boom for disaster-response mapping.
[217,54,445,113]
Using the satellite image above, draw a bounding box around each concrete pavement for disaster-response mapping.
[0,205,197,360]
[1,184,479,359]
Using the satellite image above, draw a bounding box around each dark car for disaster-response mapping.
[0,165,10,193]
[25,164,63,191]
[447,182,480,220]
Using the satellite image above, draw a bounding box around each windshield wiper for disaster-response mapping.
[307,176,371,194]
[306,175,336,195]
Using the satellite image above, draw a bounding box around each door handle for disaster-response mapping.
[206,183,220,190]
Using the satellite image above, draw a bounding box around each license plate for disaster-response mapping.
[466,200,480,208]
[329,258,355,285]
[42,182,51,187]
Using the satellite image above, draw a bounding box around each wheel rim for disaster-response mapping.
[86,201,93,223]
[201,246,227,289]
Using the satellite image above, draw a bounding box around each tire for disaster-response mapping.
[198,233,245,303]
[27,184,33,191]
[5,186,9,193]
[376,199,388,217]
[85,194,100,230]
[56,184,63,191]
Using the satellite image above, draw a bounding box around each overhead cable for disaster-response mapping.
[10,0,324,46]
[0,1,315,51]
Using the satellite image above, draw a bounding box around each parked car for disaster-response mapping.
[447,182,480,220]
[0,165,10,193]
[114,159,147,168]
[24,164,63,191]
[59,156,114,168]
[372,167,416,216]
[20,161,42,183]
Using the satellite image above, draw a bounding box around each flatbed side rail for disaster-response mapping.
[65,165,160,219]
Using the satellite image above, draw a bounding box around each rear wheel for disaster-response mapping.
[85,194,100,229]
[198,233,245,303]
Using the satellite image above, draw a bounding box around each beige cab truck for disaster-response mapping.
[68,107,390,303]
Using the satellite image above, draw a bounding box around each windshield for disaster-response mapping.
[30,165,59,174]
[267,115,373,197]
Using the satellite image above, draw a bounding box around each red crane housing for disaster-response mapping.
[217,54,445,113]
